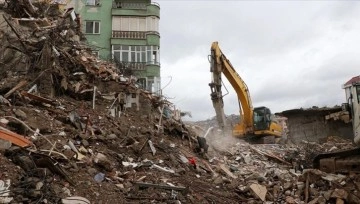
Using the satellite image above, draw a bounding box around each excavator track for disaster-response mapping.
[313,147,360,173]
[244,135,278,144]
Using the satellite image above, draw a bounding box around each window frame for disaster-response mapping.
[85,21,101,34]
[112,16,159,32]
[112,45,160,65]
[86,0,101,6]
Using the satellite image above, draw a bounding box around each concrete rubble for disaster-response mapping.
[0,1,360,204]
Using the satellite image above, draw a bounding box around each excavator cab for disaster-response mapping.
[253,106,272,131]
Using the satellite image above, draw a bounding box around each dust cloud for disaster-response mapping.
[205,128,248,155]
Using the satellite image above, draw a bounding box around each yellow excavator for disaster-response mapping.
[208,41,283,143]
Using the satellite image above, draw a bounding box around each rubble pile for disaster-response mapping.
[184,121,360,203]
[301,136,356,165]
[206,141,360,204]
[1,1,360,204]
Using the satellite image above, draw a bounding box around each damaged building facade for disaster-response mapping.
[278,76,359,144]
[279,107,353,144]
[68,0,161,94]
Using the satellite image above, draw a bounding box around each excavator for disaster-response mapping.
[313,76,360,172]
[208,41,283,143]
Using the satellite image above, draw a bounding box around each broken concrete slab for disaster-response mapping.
[331,188,348,200]
[219,163,237,179]
[249,183,267,202]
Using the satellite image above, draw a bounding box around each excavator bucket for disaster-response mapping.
[313,147,360,173]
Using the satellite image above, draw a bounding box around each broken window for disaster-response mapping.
[85,21,100,34]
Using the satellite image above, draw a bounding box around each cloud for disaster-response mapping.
[158,1,360,121]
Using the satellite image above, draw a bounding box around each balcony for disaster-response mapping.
[113,2,146,9]
[112,31,159,39]
[113,2,159,9]
[116,62,146,70]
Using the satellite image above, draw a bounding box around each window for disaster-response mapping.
[147,76,154,92]
[86,0,101,6]
[112,16,159,32]
[146,16,158,32]
[85,21,100,34]
[153,77,161,95]
[112,45,159,65]
[138,78,146,89]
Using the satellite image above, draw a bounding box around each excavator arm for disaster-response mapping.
[209,42,254,135]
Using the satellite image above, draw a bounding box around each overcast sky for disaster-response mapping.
[157,0,360,121]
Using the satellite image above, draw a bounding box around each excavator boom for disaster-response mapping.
[209,42,253,133]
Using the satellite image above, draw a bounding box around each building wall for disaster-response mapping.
[283,110,353,144]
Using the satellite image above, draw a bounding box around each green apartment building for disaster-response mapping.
[68,0,161,94]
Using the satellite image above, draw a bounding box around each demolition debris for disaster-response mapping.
[1,1,360,203]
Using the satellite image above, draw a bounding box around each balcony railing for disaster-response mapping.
[112,2,146,9]
[112,1,159,9]
[112,31,159,39]
[117,62,146,70]
[112,31,145,39]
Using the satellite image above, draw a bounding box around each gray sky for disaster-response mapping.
[157,0,360,121]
